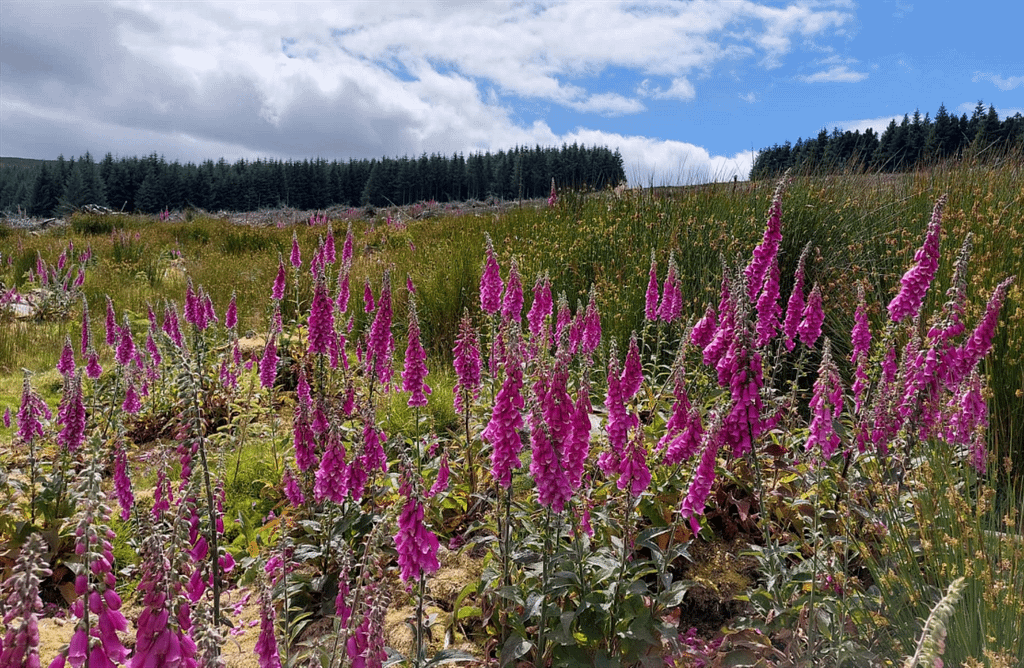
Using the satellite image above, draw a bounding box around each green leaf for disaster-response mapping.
[424,649,479,666]
[499,635,532,667]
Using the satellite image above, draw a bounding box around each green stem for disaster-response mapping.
[536,507,554,666]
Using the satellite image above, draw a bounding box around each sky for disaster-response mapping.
[2,0,1022,186]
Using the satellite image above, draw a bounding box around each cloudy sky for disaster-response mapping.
[2,0,1021,185]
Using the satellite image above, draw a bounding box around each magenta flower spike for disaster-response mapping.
[336,262,351,313]
[783,243,811,351]
[755,252,782,347]
[342,222,354,266]
[599,343,638,478]
[806,338,843,459]
[307,274,336,356]
[581,285,602,356]
[225,292,238,330]
[131,532,198,668]
[367,272,395,386]
[363,279,375,313]
[255,588,282,668]
[644,253,660,321]
[548,177,557,207]
[527,272,553,341]
[314,432,348,504]
[259,334,278,390]
[394,475,440,583]
[104,295,117,347]
[501,258,524,323]
[113,447,134,521]
[888,195,945,323]
[80,300,92,355]
[202,290,217,327]
[956,276,1015,382]
[482,330,525,487]
[618,428,651,496]
[17,375,51,445]
[554,292,572,344]
[282,465,305,506]
[115,315,136,367]
[402,296,431,407]
[565,385,592,491]
[659,253,683,323]
[184,279,200,328]
[123,380,141,414]
[690,305,717,349]
[58,335,76,377]
[680,415,722,536]
[453,310,482,415]
[745,180,785,300]
[0,534,51,668]
[85,349,102,379]
[620,332,643,399]
[531,355,574,511]
[290,230,302,269]
[851,284,871,413]
[479,233,503,315]
[272,256,287,301]
[2,406,9,428]
[162,301,184,348]
[325,223,337,265]
[798,283,825,348]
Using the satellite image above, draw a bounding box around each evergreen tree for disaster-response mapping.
[27,163,61,217]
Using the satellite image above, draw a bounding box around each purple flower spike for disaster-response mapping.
[58,335,76,377]
[307,274,336,356]
[290,231,302,269]
[501,258,524,323]
[644,253,660,321]
[482,330,525,487]
[225,292,238,330]
[806,338,843,460]
[798,284,825,348]
[453,310,481,415]
[395,475,440,583]
[888,195,945,323]
[680,416,722,536]
[272,257,286,301]
[104,295,117,347]
[402,296,431,407]
[480,233,503,315]
[527,272,553,340]
[783,242,811,351]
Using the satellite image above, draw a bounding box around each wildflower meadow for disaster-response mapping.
[1,157,1022,668]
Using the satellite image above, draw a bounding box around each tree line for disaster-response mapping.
[0,144,626,217]
[749,101,1024,180]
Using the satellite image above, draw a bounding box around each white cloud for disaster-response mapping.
[739,91,757,103]
[798,65,868,83]
[833,115,902,134]
[972,72,1024,91]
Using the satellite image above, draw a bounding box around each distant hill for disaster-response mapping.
[0,157,54,170]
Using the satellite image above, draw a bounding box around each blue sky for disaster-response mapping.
[2,0,1021,185]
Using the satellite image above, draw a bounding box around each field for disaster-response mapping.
[1,156,1023,668]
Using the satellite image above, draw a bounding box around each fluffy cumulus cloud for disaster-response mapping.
[1,0,852,184]
[972,72,1024,91]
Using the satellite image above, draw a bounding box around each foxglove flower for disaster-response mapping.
[482,330,525,487]
[547,178,557,206]
[581,285,602,356]
[0,533,50,668]
[336,262,351,313]
[58,335,76,377]
[307,274,336,356]
[690,305,717,349]
[659,253,682,323]
[113,446,134,521]
[80,300,92,355]
[225,292,237,330]
[184,279,201,328]
[428,454,450,497]
[644,254,660,321]
[115,316,135,367]
[755,252,782,347]
[703,270,734,369]
[783,242,811,351]
[85,350,102,380]
[163,301,183,348]
[745,179,785,300]
[565,387,591,491]
[530,357,574,511]
[259,334,278,390]
[282,465,305,506]
[394,475,440,582]
[501,258,524,323]
[479,234,503,315]
[290,230,301,269]
[366,272,394,386]
[315,432,348,505]
[851,284,871,413]
[620,333,643,399]
[452,310,481,415]
[104,295,117,347]
[255,587,281,668]
[18,375,51,445]
[555,292,571,344]
[599,343,637,478]
[402,296,431,407]
[797,284,825,348]
[342,222,354,266]
[888,195,945,323]
[527,272,553,340]
[956,276,1015,383]
[680,416,722,536]
[123,379,141,414]
[324,224,336,264]
[806,338,843,459]
[618,427,651,496]
[131,531,198,668]
[272,257,286,301]
[363,279,375,313]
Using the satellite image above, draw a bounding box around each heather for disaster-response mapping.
[0,157,1022,667]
